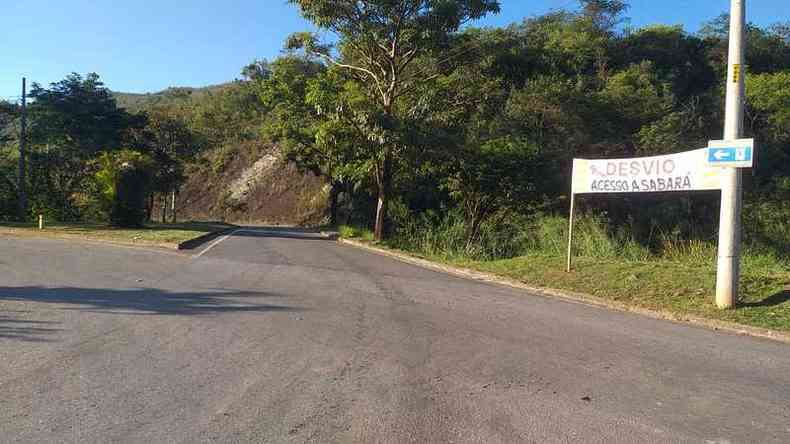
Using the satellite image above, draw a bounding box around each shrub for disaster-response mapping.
[338,224,374,241]
[111,164,153,227]
[93,150,154,227]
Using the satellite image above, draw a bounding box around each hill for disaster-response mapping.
[112,83,233,112]
[113,81,330,225]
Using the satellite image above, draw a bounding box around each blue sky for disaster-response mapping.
[1,0,787,99]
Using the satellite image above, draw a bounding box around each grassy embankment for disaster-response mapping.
[0,221,234,249]
[338,217,790,333]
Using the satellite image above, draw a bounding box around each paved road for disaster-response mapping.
[1,228,789,443]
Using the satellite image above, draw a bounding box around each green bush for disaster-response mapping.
[743,199,790,260]
[93,150,154,227]
[338,224,374,241]
[111,165,153,227]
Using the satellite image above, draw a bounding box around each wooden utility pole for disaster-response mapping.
[17,77,27,221]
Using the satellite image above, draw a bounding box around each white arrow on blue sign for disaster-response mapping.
[707,138,755,168]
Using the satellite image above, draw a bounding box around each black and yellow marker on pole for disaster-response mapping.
[732,64,741,83]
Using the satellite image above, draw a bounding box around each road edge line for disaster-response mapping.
[176,225,238,250]
[192,229,241,259]
[337,238,790,344]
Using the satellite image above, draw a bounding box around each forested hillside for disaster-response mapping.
[112,85,231,113]
[1,0,789,263]
[112,77,329,224]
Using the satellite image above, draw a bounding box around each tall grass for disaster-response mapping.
[388,211,650,262]
[743,200,790,261]
[521,214,650,261]
[338,224,374,241]
[383,208,788,268]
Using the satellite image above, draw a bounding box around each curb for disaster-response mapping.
[0,225,239,252]
[0,230,184,254]
[177,226,239,250]
[320,231,340,240]
[338,238,790,344]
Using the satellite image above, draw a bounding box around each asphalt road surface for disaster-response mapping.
[1,227,789,443]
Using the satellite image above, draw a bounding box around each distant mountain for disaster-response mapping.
[112,83,233,112]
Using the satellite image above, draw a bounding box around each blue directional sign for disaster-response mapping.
[708,146,752,163]
[706,139,755,168]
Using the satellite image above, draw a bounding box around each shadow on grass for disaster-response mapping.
[741,289,790,308]
[0,286,301,342]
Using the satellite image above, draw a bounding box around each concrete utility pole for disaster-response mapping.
[716,0,746,309]
[18,77,27,221]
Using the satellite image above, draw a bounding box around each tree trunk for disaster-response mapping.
[146,194,154,222]
[465,217,482,253]
[344,182,355,225]
[374,150,393,241]
[329,182,340,227]
[161,193,167,224]
[465,203,488,254]
[170,188,177,224]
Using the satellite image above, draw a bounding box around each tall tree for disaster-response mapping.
[241,59,272,81]
[259,56,370,224]
[285,0,501,239]
[27,73,135,219]
[0,101,20,218]
[133,107,198,222]
[579,0,629,34]
[0,100,16,145]
[700,14,790,75]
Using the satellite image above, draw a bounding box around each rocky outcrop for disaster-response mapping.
[176,142,328,225]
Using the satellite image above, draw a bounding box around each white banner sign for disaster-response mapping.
[572,148,723,195]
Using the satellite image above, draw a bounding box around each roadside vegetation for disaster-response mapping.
[1,1,788,322]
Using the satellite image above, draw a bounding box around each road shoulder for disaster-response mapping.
[338,238,790,344]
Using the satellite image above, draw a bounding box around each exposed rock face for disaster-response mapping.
[176,143,328,225]
[227,154,279,203]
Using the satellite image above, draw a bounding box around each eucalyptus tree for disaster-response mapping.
[284,0,501,239]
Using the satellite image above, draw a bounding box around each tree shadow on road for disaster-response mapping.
[0,286,302,342]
